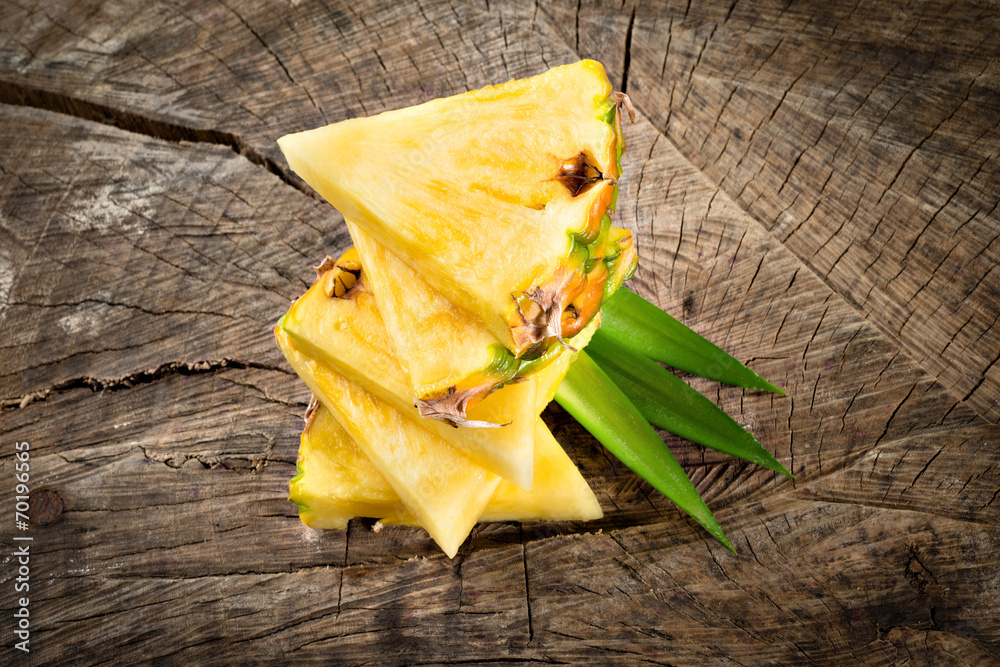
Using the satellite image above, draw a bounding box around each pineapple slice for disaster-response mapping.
[348,221,514,424]
[530,313,601,410]
[276,328,499,557]
[291,402,412,530]
[291,404,602,529]
[278,60,637,357]
[481,419,602,523]
[280,251,538,490]
[349,219,621,425]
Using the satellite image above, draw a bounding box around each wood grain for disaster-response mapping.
[1,0,998,664]
[550,0,1000,424]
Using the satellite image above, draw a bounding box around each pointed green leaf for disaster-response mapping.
[601,288,785,394]
[556,351,734,551]
[588,331,791,477]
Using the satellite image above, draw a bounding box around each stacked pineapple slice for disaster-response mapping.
[278,60,636,425]
[275,60,788,557]
[275,250,603,556]
[275,61,628,556]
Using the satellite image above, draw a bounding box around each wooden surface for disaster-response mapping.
[1,0,998,663]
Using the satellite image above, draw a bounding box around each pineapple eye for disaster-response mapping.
[315,248,363,299]
[321,264,361,298]
[557,152,604,196]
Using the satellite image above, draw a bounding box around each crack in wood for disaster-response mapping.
[2,358,291,411]
[217,0,328,125]
[6,297,243,321]
[521,531,534,644]
[621,6,636,93]
[0,78,314,199]
[137,443,286,475]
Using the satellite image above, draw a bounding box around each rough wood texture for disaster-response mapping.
[550,0,1000,423]
[1,1,998,664]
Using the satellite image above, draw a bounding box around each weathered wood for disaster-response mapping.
[1,0,999,664]
[549,0,1000,423]
[0,103,346,403]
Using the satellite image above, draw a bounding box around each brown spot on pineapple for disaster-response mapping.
[556,152,604,196]
[303,395,319,430]
[313,256,338,281]
[610,90,636,123]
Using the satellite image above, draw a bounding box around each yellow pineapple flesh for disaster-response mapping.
[290,402,413,530]
[279,252,538,490]
[290,404,602,529]
[349,221,517,424]
[278,60,636,357]
[480,419,602,523]
[350,221,618,425]
[276,327,498,558]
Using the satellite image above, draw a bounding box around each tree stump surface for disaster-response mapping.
[1,1,998,664]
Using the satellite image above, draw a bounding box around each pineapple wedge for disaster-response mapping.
[291,402,410,530]
[481,419,603,523]
[276,328,499,557]
[530,314,600,409]
[280,250,538,489]
[348,221,515,425]
[349,219,622,425]
[278,60,637,357]
[291,403,602,529]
